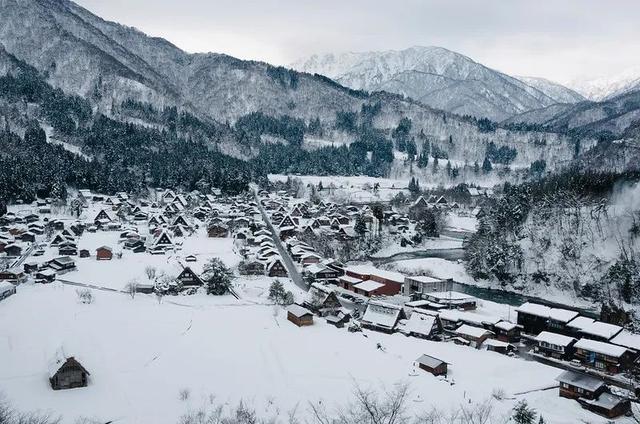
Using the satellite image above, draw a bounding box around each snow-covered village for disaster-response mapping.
[2,1,640,424]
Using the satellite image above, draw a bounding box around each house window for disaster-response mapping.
[576,387,584,394]
[595,362,605,370]
[561,383,569,389]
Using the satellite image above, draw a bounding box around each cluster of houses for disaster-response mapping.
[514,301,640,417]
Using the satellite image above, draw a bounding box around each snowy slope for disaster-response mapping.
[292,46,581,121]
[568,66,640,101]
[515,76,585,104]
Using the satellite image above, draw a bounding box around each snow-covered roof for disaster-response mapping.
[305,263,331,274]
[484,339,509,348]
[574,338,628,358]
[426,291,475,303]
[405,311,436,335]
[455,324,492,339]
[581,392,627,410]
[578,321,623,340]
[339,275,363,285]
[406,275,443,284]
[494,321,518,331]
[566,316,595,330]
[287,304,312,318]
[439,309,501,326]
[555,370,605,392]
[353,280,385,293]
[345,265,404,283]
[47,347,89,379]
[535,331,576,347]
[362,301,403,330]
[415,354,447,369]
[404,299,444,309]
[610,330,640,352]
[0,281,15,294]
[515,302,578,323]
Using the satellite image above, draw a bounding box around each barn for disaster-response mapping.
[96,246,113,260]
[414,354,448,377]
[48,352,90,390]
[287,304,314,327]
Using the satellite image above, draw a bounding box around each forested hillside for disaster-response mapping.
[465,170,640,309]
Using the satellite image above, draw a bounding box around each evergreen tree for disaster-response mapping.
[482,156,493,173]
[446,160,452,178]
[432,157,439,174]
[512,400,537,424]
[202,258,234,295]
[354,215,367,238]
[268,280,287,304]
[473,161,480,175]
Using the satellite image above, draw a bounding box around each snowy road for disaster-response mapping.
[252,188,305,290]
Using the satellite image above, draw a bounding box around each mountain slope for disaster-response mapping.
[515,76,585,104]
[0,0,590,172]
[292,46,581,121]
[568,67,640,101]
[504,89,640,139]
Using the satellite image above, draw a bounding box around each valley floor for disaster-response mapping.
[0,280,624,424]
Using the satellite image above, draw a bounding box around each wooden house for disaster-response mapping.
[304,264,340,282]
[414,354,448,377]
[361,301,406,333]
[454,324,493,348]
[303,283,342,316]
[345,265,404,296]
[403,276,452,298]
[515,302,579,335]
[96,246,113,260]
[535,331,577,359]
[153,231,174,249]
[493,321,521,343]
[404,309,441,340]
[238,259,265,275]
[573,339,632,373]
[0,268,25,283]
[556,370,606,400]
[93,209,113,224]
[0,281,17,300]
[424,291,477,310]
[287,304,314,327]
[176,267,204,287]
[47,256,76,272]
[578,392,631,419]
[4,243,23,257]
[207,223,229,238]
[49,352,90,390]
[267,258,288,277]
[409,196,430,220]
[35,270,56,284]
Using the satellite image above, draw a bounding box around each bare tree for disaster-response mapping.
[125,279,139,299]
[145,266,157,280]
[75,289,93,304]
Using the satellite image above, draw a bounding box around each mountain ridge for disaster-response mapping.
[292,46,584,121]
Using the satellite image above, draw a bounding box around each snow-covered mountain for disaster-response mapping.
[0,0,592,172]
[568,67,640,101]
[515,76,585,104]
[292,46,583,121]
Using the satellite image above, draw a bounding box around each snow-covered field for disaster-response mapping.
[268,174,411,202]
[0,282,608,424]
[388,257,476,285]
[372,236,464,258]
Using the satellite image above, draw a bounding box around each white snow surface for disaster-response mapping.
[0,282,605,424]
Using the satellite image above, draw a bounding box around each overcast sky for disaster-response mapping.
[75,0,640,84]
